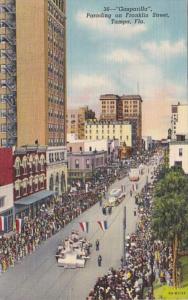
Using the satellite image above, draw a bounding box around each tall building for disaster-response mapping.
[67,106,95,139]
[100,94,120,120]
[0,0,66,147]
[100,94,142,150]
[120,95,142,150]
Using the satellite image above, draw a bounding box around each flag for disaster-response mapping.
[0,216,5,231]
[79,221,89,233]
[16,218,22,234]
[97,220,108,231]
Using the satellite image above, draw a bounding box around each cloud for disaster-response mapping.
[105,49,145,63]
[75,11,147,38]
[68,73,118,108]
[142,39,186,58]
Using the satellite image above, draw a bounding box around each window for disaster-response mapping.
[75,159,79,169]
[22,157,27,174]
[15,158,21,176]
[89,146,92,151]
[179,148,183,156]
[69,147,72,152]
[80,147,82,152]
[86,159,90,168]
[0,196,5,208]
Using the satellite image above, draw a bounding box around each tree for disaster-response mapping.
[152,168,188,287]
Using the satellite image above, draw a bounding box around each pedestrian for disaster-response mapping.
[96,240,100,251]
[98,254,102,267]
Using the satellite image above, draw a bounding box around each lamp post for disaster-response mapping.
[123,206,126,265]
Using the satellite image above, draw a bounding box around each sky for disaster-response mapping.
[67,0,188,139]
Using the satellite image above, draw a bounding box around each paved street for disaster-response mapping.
[0,164,154,300]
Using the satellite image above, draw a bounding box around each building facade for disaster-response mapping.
[0,0,66,147]
[46,146,67,195]
[100,94,142,151]
[68,150,107,183]
[12,146,56,218]
[100,94,120,120]
[169,135,188,174]
[0,148,13,232]
[85,120,132,147]
[171,104,179,139]
[169,103,188,174]
[67,106,95,140]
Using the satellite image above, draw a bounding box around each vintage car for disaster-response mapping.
[104,189,126,207]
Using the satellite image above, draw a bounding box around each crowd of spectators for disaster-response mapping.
[0,178,110,274]
[87,179,173,299]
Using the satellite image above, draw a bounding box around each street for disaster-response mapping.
[0,164,154,300]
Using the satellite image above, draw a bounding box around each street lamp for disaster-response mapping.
[123,206,126,265]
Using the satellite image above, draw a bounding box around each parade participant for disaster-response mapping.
[95,240,99,251]
[98,254,102,267]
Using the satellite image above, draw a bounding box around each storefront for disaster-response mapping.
[14,190,56,219]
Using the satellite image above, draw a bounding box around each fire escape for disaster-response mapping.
[0,0,16,146]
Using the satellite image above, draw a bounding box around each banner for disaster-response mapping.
[16,218,23,234]
[0,216,4,231]
[79,221,89,233]
[97,220,108,232]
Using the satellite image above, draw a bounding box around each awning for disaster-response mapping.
[14,190,55,206]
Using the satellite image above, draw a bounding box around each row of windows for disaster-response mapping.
[48,151,65,163]
[48,110,64,119]
[48,139,64,145]
[15,175,45,198]
[86,124,125,128]
[48,97,64,105]
[14,155,45,177]
[85,135,125,140]
[48,81,64,92]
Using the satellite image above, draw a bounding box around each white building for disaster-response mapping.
[169,103,188,174]
[46,146,67,195]
[169,135,188,174]
[85,120,132,147]
[171,103,188,138]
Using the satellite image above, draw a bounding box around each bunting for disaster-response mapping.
[97,220,108,231]
[0,216,5,232]
[16,218,23,234]
[79,221,89,233]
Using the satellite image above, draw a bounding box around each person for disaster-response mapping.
[96,240,100,251]
[98,254,102,267]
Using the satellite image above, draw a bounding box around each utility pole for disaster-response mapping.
[123,206,126,265]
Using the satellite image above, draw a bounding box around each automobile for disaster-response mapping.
[104,189,126,207]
